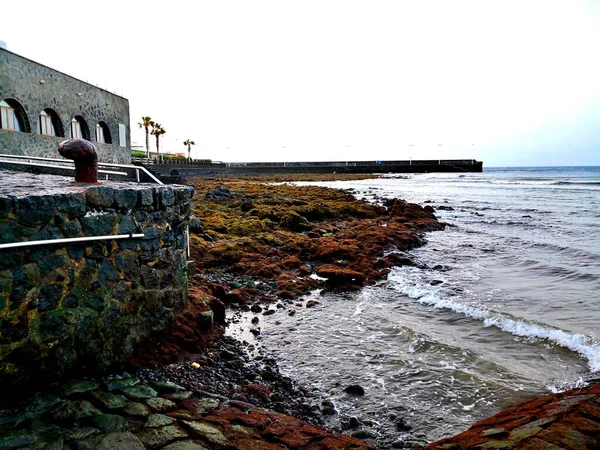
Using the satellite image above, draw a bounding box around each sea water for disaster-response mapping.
[229,166,600,447]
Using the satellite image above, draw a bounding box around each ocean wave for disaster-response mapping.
[552,181,600,186]
[389,269,600,372]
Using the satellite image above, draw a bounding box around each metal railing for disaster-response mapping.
[0,153,163,185]
[0,233,145,251]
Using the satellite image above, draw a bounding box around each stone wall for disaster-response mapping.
[0,48,131,164]
[0,171,193,390]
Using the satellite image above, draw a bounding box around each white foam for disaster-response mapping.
[390,269,600,372]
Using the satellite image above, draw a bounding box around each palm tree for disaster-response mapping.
[138,116,153,161]
[183,139,195,161]
[151,123,166,161]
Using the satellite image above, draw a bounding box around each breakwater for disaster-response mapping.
[137,158,483,181]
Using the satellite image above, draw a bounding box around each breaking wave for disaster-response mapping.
[389,268,600,373]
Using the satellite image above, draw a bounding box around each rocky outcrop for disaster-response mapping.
[186,177,443,308]
[424,381,600,449]
[0,375,374,450]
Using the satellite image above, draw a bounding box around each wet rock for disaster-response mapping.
[351,429,373,439]
[147,380,185,394]
[205,187,234,201]
[137,425,188,448]
[105,377,140,392]
[87,413,128,433]
[316,264,365,286]
[392,415,412,432]
[123,402,150,417]
[194,398,220,414]
[306,300,320,308]
[146,397,177,413]
[90,391,128,410]
[344,385,366,396]
[145,413,176,428]
[162,441,209,450]
[0,429,38,448]
[62,380,98,396]
[50,400,101,423]
[481,427,507,438]
[83,431,145,450]
[250,304,263,313]
[181,420,230,445]
[223,289,247,304]
[120,385,158,400]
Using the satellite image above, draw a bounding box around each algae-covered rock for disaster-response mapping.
[123,402,150,417]
[136,425,188,448]
[50,400,101,423]
[162,441,209,450]
[181,420,229,446]
[90,391,128,410]
[78,431,145,450]
[145,413,176,428]
[105,377,139,392]
[147,380,185,393]
[146,397,176,413]
[62,380,98,396]
[0,429,38,448]
[87,413,128,433]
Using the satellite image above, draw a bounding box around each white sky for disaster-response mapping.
[2,0,600,166]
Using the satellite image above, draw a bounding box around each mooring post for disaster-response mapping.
[58,138,99,183]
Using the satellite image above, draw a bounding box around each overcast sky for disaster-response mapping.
[2,0,600,166]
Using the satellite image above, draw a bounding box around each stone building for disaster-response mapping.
[0,47,131,164]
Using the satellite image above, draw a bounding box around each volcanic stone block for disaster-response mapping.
[37,251,68,279]
[138,189,154,206]
[37,284,64,312]
[159,187,175,208]
[118,215,137,234]
[55,193,86,217]
[98,259,118,284]
[0,196,12,219]
[115,188,138,210]
[82,212,116,236]
[86,187,115,208]
[16,196,55,227]
[115,250,140,279]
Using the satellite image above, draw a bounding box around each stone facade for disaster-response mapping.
[0,48,131,164]
[0,171,193,390]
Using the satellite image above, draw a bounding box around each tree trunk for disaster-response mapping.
[145,128,150,161]
[156,135,160,161]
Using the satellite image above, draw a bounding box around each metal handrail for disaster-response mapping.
[0,159,127,176]
[0,153,163,185]
[0,233,145,250]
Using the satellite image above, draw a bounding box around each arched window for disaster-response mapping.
[39,109,64,137]
[95,121,112,144]
[70,115,90,140]
[1,99,30,132]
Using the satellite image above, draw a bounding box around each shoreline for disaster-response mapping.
[2,173,598,449]
[126,173,445,448]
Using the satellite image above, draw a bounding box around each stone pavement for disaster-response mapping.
[0,378,374,449]
[424,382,600,450]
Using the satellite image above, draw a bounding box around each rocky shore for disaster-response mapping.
[0,174,443,449]
[1,173,599,449]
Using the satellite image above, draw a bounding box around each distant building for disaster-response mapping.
[0,47,130,163]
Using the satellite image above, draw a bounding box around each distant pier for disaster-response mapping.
[143,158,483,179]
